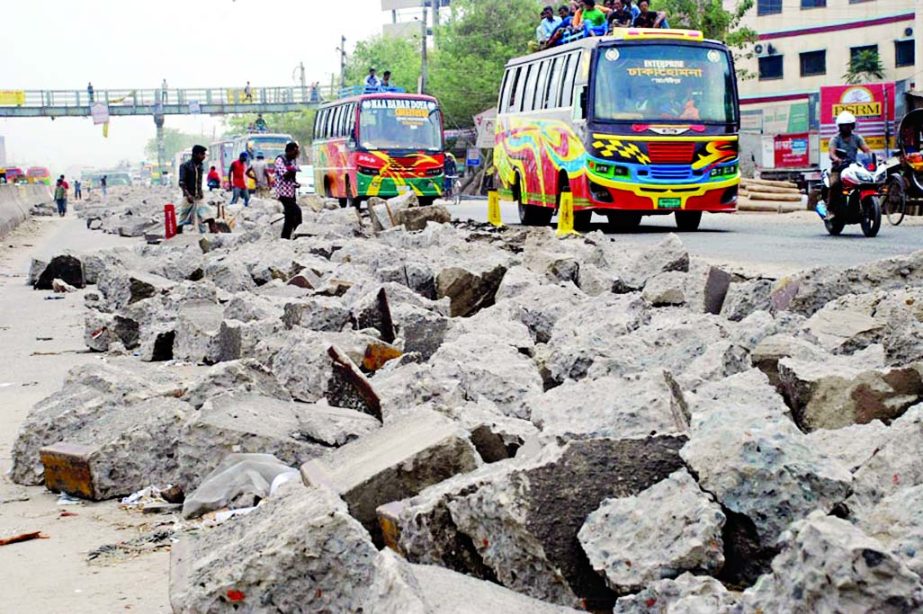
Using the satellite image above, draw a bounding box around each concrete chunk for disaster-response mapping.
[301,410,480,544]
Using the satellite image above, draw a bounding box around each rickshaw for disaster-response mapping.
[882,108,923,225]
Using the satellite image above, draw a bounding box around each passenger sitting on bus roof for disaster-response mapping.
[365,68,381,90]
[536,5,563,45]
[606,0,633,28]
[545,5,574,48]
[381,71,393,89]
[254,114,268,133]
[633,0,668,28]
[573,0,609,31]
[579,0,609,35]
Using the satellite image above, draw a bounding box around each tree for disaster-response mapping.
[224,108,317,146]
[345,35,421,93]
[144,128,202,162]
[844,49,885,84]
[656,0,758,77]
[429,0,541,127]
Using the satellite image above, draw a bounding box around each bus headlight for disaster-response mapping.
[710,164,738,178]
[357,166,380,176]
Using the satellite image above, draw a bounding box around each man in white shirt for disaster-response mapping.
[365,68,381,90]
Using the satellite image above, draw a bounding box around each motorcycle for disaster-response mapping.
[815,149,885,237]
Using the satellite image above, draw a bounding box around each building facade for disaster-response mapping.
[731,0,918,172]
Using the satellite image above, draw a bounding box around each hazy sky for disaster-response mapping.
[0,0,391,174]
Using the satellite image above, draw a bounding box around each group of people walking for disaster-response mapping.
[179,143,302,240]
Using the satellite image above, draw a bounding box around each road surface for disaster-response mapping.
[451,199,923,276]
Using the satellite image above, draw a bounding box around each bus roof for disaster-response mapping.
[318,92,439,108]
[508,28,721,66]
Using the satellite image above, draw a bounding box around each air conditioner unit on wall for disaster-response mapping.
[754,43,776,58]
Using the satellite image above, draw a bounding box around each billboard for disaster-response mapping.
[820,83,896,157]
[774,133,810,168]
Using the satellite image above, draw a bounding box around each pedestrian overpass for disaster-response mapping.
[0,85,335,118]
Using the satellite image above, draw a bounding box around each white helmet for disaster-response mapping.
[836,110,857,126]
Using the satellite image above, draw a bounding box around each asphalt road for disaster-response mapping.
[450,198,923,276]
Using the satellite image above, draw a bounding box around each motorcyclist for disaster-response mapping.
[826,110,871,217]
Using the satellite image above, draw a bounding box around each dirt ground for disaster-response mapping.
[0,216,171,613]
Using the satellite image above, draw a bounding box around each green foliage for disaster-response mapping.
[224,108,317,146]
[429,0,541,127]
[844,49,885,84]
[345,35,421,92]
[649,0,757,78]
[144,128,203,162]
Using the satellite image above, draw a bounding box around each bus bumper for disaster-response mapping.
[581,178,739,213]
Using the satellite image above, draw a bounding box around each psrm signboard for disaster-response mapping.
[820,83,895,155]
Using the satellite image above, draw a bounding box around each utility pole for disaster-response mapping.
[420,1,428,94]
[338,36,347,90]
[296,61,307,101]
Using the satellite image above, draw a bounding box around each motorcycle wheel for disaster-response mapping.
[861,195,881,238]
[824,217,845,236]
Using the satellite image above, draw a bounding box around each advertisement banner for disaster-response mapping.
[0,90,26,105]
[761,100,810,135]
[820,82,896,156]
[474,108,497,149]
[90,102,109,125]
[774,133,810,168]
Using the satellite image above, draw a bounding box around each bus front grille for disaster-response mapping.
[647,142,696,164]
[649,166,694,181]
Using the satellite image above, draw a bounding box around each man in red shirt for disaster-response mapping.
[228,152,255,206]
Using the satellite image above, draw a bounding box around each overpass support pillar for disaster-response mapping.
[154,114,165,182]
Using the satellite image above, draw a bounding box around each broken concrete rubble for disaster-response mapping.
[301,410,480,544]
[578,469,726,593]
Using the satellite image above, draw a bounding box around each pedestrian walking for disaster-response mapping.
[310,82,320,103]
[100,174,108,197]
[228,152,254,207]
[252,151,270,197]
[54,175,69,217]
[74,179,82,200]
[87,82,94,103]
[243,81,253,102]
[162,78,168,103]
[178,145,217,233]
[274,142,302,240]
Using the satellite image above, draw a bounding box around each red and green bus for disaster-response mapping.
[312,93,445,207]
[495,29,740,231]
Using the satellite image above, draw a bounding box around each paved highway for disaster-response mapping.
[450,199,923,276]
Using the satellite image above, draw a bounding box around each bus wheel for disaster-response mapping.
[418,197,435,207]
[605,212,642,233]
[675,211,702,231]
[573,210,593,231]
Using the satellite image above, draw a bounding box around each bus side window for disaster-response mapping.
[312,112,320,140]
[523,63,538,112]
[534,60,550,113]
[323,108,334,140]
[545,57,561,109]
[558,55,572,108]
[512,66,528,113]
[561,52,578,110]
[498,70,511,113]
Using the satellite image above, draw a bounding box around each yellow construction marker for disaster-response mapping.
[487,190,503,227]
[556,191,579,237]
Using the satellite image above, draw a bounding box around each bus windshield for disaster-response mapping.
[359,98,443,152]
[593,44,737,125]
[247,136,289,161]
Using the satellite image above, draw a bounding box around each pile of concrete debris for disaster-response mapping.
[14,187,923,611]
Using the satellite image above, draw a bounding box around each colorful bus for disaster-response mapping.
[231,132,293,190]
[312,93,445,207]
[495,29,740,231]
[2,167,24,184]
[208,139,235,189]
[26,166,52,185]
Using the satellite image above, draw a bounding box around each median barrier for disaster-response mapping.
[0,184,52,238]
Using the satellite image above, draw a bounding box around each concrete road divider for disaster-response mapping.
[0,184,52,238]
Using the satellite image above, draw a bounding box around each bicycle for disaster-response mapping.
[883,174,906,226]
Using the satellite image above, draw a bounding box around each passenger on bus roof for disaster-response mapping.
[606,0,633,29]
[365,68,381,90]
[381,71,393,89]
[536,5,563,46]
[578,0,609,36]
[544,5,574,48]
[633,0,668,28]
